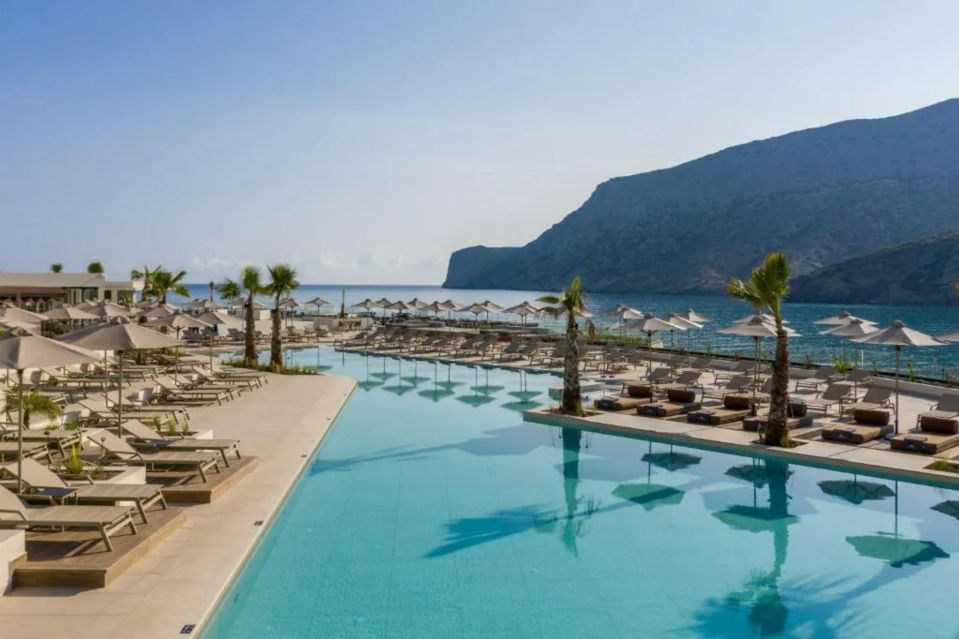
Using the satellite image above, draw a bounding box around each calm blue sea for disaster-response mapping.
[178,284,959,379]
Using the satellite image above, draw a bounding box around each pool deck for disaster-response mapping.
[0,372,356,639]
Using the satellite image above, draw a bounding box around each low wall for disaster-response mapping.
[0,531,24,595]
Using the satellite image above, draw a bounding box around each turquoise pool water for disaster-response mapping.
[203,347,959,638]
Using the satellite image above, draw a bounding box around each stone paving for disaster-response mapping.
[0,372,356,639]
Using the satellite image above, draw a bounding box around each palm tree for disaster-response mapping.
[217,278,241,305]
[232,266,267,365]
[266,264,300,371]
[208,281,215,301]
[147,269,189,304]
[3,387,62,430]
[537,276,595,415]
[132,265,161,300]
[727,252,792,446]
[86,261,104,274]
[50,263,63,274]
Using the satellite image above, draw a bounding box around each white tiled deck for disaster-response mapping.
[0,372,356,639]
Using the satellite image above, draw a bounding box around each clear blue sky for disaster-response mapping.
[2,1,957,284]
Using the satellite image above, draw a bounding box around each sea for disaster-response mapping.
[176,284,959,381]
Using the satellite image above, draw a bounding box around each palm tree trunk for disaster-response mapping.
[270,302,283,370]
[562,314,582,415]
[766,317,790,446]
[244,295,256,364]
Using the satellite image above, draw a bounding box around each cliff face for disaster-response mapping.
[444,99,959,299]
[790,231,959,306]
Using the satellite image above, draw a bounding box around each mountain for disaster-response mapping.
[444,99,959,298]
[790,230,959,306]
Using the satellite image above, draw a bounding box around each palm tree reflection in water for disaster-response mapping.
[534,428,600,556]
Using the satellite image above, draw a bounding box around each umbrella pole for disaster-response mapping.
[174,328,180,384]
[894,346,901,435]
[753,337,759,416]
[16,369,24,494]
[117,352,124,433]
[102,350,109,407]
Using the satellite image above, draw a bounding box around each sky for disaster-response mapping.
[1,1,958,285]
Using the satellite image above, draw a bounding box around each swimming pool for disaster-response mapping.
[202,347,959,638]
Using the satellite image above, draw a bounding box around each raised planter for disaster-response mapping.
[0,531,25,595]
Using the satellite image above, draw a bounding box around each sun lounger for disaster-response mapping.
[637,388,701,418]
[820,421,892,445]
[191,368,257,392]
[742,403,814,432]
[0,484,137,552]
[915,393,959,432]
[88,430,221,484]
[594,393,648,411]
[841,386,894,419]
[889,394,959,454]
[890,430,959,455]
[702,375,753,402]
[0,427,80,457]
[0,441,52,463]
[687,395,753,426]
[1,459,167,524]
[80,398,190,425]
[793,382,854,416]
[154,379,233,406]
[121,421,241,468]
[794,366,839,392]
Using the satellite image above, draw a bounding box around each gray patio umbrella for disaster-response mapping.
[0,329,98,492]
[503,302,539,326]
[352,298,376,311]
[60,317,182,429]
[84,301,131,320]
[675,308,710,324]
[373,298,393,318]
[820,318,878,364]
[187,298,225,312]
[458,303,488,323]
[623,314,684,389]
[667,313,703,356]
[814,310,874,326]
[42,304,98,323]
[420,301,443,318]
[140,304,178,320]
[604,305,643,337]
[718,316,800,410]
[144,314,213,381]
[304,297,329,320]
[853,320,946,434]
[733,312,789,326]
[387,300,414,315]
[0,305,47,326]
[406,298,429,314]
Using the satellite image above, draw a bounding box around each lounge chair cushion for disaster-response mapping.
[723,395,753,411]
[821,423,889,445]
[626,384,653,398]
[891,431,959,455]
[853,408,890,426]
[742,414,814,432]
[919,411,959,434]
[638,401,701,418]
[595,396,647,411]
[666,388,696,403]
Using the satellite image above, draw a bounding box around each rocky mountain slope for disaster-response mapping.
[444,99,959,300]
